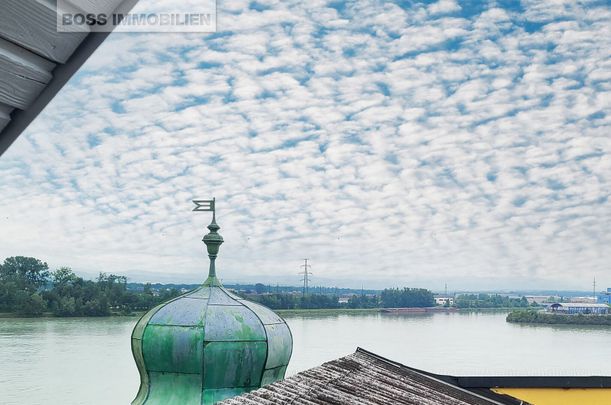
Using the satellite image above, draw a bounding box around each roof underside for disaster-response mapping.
[220,348,520,405]
[0,0,139,156]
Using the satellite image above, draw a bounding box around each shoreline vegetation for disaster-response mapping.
[507,310,611,326]
[0,307,518,319]
[276,308,381,316]
[0,307,527,319]
[0,256,182,318]
[1,256,537,319]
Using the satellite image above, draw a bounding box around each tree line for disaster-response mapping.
[507,310,611,326]
[0,256,441,315]
[245,287,433,310]
[5,255,537,316]
[454,293,533,309]
[0,256,179,316]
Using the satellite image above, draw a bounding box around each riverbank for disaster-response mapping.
[1,307,535,319]
[460,307,534,312]
[0,309,382,319]
[507,310,611,326]
[0,311,144,319]
[276,308,380,316]
[381,307,458,314]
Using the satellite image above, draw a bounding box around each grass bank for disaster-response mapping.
[276,308,380,317]
[459,307,537,312]
[0,311,144,319]
[0,312,17,318]
[507,310,611,326]
[0,311,57,318]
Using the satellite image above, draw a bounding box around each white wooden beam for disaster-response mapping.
[0,36,56,109]
[0,0,89,63]
[0,0,141,156]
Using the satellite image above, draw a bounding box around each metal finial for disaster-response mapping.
[193,198,223,286]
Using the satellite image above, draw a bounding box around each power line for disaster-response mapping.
[299,259,312,296]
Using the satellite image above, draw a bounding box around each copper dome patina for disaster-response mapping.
[131,200,293,404]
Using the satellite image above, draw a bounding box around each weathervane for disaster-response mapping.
[193,198,223,285]
[193,197,215,215]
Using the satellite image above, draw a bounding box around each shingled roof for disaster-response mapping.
[220,348,524,405]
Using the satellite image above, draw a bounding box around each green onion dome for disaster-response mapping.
[131,204,293,404]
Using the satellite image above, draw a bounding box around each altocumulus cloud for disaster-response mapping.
[0,0,610,290]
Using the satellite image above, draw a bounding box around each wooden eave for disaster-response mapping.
[0,0,139,156]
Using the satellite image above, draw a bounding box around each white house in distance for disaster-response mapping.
[338,295,350,304]
[434,296,454,306]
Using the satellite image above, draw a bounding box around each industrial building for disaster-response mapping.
[547,302,609,315]
[597,288,611,304]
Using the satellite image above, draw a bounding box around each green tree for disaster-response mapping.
[380,288,435,308]
[255,283,266,294]
[0,280,18,311]
[55,297,77,316]
[15,291,47,316]
[0,256,50,292]
[52,267,77,286]
[347,294,379,309]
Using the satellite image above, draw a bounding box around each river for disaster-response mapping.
[1,311,611,404]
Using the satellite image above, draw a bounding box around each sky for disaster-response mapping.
[0,0,610,291]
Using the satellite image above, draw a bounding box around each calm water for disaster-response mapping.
[2,311,611,405]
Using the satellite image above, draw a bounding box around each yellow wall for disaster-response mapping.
[492,388,611,405]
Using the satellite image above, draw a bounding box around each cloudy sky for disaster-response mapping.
[1,0,610,290]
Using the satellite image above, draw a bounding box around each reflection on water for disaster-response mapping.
[0,317,138,405]
[2,312,611,405]
[284,311,611,377]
